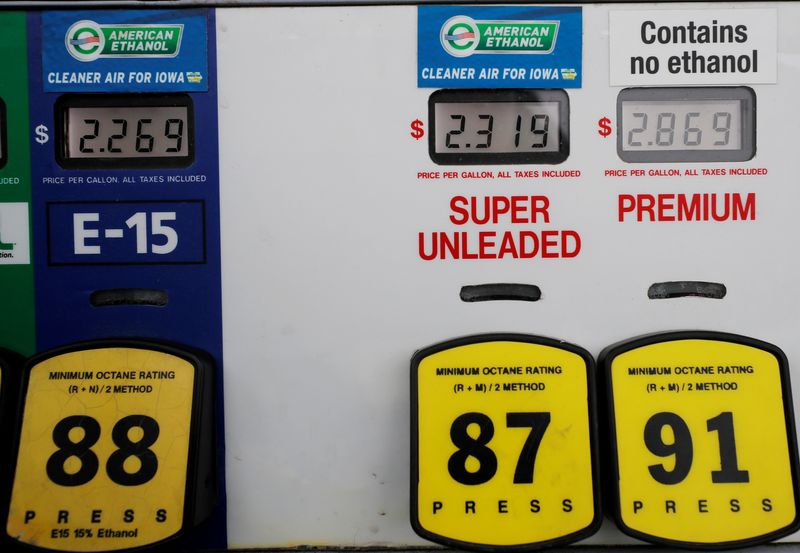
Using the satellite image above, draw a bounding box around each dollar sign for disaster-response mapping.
[597,117,612,138]
[35,124,49,145]
[410,119,424,140]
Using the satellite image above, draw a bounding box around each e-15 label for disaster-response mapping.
[47,200,206,265]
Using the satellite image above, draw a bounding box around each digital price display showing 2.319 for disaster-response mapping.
[428,89,569,165]
[55,94,194,169]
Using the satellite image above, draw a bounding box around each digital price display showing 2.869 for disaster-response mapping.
[617,87,755,163]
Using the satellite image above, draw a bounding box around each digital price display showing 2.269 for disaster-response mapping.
[55,94,194,169]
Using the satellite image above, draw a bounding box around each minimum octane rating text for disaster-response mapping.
[628,365,754,376]
[437,365,562,376]
[49,370,176,380]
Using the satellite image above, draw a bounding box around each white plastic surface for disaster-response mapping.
[216,2,800,547]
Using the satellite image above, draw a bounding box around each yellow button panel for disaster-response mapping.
[6,340,216,552]
[411,334,600,550]
[601,331,800,548]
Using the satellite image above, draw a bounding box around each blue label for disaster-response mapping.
[29,9,226,549]
[43,9,208,92]
[418,5,582,88]
[47,200,206,265]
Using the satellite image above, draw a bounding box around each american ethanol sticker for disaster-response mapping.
[419,5,582,88]
[66,20,183,62]
[43,9,208,92]
[440,16,559,57]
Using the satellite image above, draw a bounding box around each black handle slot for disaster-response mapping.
[460,283,542,303]
[648,281,726,300]
[90,288,169,307]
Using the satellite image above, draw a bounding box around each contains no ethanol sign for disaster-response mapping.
[411,334,601,550]
[601,332,800,548]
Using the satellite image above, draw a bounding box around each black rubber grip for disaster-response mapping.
[648,281,726,300]
[90,288,169,307]
[460,283,542,302]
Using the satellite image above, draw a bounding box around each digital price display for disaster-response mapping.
[0,97,6,170]
[6,340,217,552]
[55,95,194,169]
[601,332,800,548]
[617,87,755,163]
[411,334,600,550]
[428,90,569,165]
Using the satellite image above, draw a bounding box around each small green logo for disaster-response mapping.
[0,203,29,265]
[66,20,183,62]
[440,16,559,58]
[561,68,577,80]
[0,213,14,251]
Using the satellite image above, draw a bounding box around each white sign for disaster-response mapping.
[609,9,777,85]
[0,203,29,265]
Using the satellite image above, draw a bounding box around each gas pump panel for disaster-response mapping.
[0,8,225,553]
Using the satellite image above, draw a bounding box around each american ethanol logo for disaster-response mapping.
[440,16,559,57]
[66,20,183,62]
